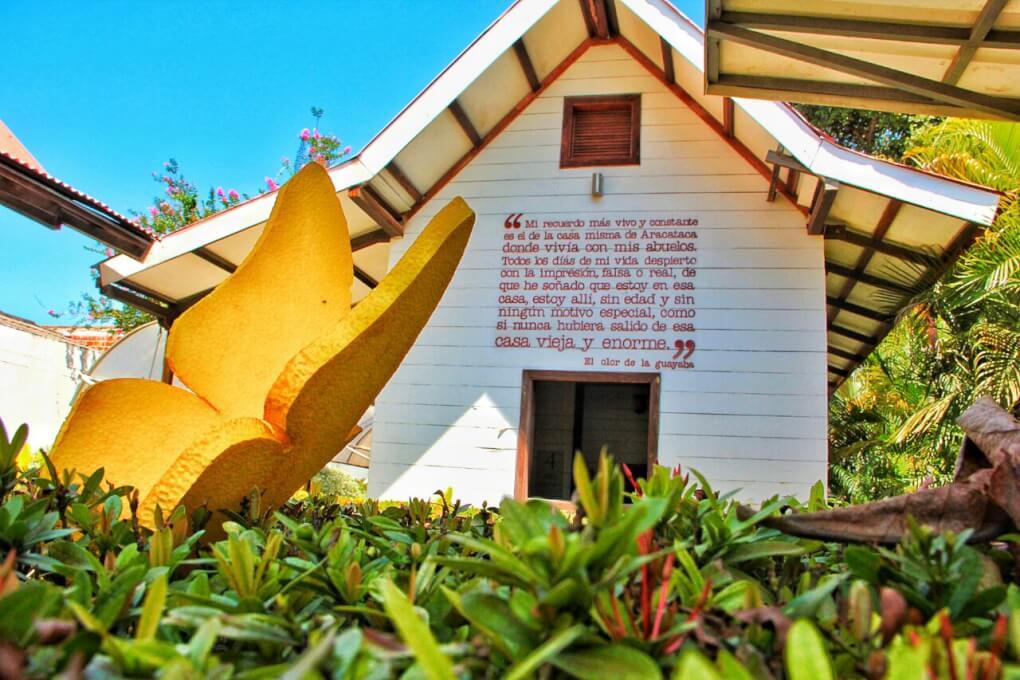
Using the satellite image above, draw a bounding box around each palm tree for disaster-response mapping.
[829,119,1020,501]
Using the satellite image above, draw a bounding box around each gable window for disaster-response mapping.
[560,94,641,168]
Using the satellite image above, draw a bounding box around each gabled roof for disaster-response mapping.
[98,0,1003,391]
[0,139,154,259]
[705,0,1020,121]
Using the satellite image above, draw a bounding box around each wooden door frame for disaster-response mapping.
[515,370,661,500]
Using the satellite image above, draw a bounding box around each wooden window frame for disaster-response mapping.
[560,94,641,168]
[515,370,661,501]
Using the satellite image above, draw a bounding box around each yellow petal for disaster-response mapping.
[166,163,353,419]
[138,417,285,536]
[262,197,475,505]
[49,380,224,500]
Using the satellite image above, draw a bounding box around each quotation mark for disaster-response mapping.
[673,339,696,360]
[504,213,524,229]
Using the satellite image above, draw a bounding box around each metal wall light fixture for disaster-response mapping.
[591,172,604,197]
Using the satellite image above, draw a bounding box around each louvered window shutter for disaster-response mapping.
[561,95,640,168]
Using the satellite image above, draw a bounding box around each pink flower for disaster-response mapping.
[149,206,159,218]
[216,186,225,197]
[104,248,114,257]
[312,128,320,140]
[165,187,174,196]
[228,189,239,200]
[300,128,310,141]
[265,177,279,191]
[343,145,352,155]
[47,309,57,317]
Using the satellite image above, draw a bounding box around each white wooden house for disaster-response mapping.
[98,0,1001,503]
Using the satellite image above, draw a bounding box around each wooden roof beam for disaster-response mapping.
[826,295,894,322]
[194,247,237,274]
[353,265,379,289]
[828,345,868,363]
[385,161,422,203]
[827,261,917,296]
[828,365,850,378]
[513,39,541,92]
[830,324,880,345]
[448,99,482,147]
[707,21,1020,119]
[661,37,675,84]
[407,39,597,220]
[824,225,935,266]
[580,0,612,38]
[806,179,839,235]
[351,228,391,252]
[943,0,1009,85]
[100,283,173,321]
[719,10,1020,48]
[348,184,404,238]
[722,97,734,138]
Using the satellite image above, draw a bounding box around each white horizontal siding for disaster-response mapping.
[370,44,828,505]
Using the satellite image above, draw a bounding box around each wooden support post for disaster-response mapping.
[806,179,838,234]
[722,97,734,138]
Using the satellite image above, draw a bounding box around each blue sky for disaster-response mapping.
[1,1,703,324]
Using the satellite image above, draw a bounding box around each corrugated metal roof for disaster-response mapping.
[0,150,154,258]
[704,0,1020,120]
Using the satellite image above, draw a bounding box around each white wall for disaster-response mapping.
[369,44,828,504]
[0,321,95,449]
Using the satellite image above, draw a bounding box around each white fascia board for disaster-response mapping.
[356,0,558,175]
[100,192,273,285]
[101,163,372,286]
[621,0,1002,226]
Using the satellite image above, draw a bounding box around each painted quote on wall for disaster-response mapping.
[495,213,698,370]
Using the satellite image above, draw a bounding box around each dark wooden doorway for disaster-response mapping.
[515,370,660,501]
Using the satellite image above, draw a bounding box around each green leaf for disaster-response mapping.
[573,452,601,524]
[672,649,723,680]
[716,650,755,680]
[843,546,881,583]
[884,638,929,680]
[552,643,662,680]
[379,579,454,680]
[0,582,62,645]
[725,541,805,564]
[589,497,667,566]
[136,573,167,640]
[442,587,536,659]
[785,620,833,680]
[505,624,585,680]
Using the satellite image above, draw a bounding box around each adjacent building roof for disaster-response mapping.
[97,0,1004,392]
[0,144,153,259]
[704,0,1020,120]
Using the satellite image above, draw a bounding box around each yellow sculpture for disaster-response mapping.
[49,163,474,532]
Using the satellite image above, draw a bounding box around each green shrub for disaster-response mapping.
[0,417,1018,678]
